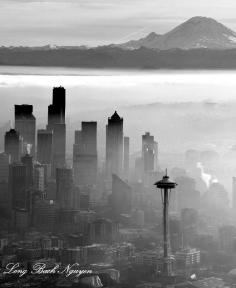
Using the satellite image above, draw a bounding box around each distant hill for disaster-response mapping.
[115,32,162,49]
[2,46,236,69]
[116,16,236,50]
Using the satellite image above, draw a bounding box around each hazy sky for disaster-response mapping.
[1,0,236,46]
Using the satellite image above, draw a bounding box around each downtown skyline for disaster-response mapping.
[1,1,236,286]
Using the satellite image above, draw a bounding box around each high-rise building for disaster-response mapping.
[33,199,58,232]
[40,163,52,184]
[21,154,33,189]
[9,163,29,210]
[37,129,53,165]
[34,163,45,193]
[142,132,158,173]
[53,123,66,171]
[4,129,23,163]
[47,87,66,174]
[123,136,130,178]
[0,153,10,209]
[0,181,9,211]
[106,111,123,179]
[141,132,158,186]
[56,167,74,209]
[48,86,66,128]
[73,121,97,186]
[15,105,36,157]
[110,174,132,215]
[0,152,10,182]
[37,129,53,178]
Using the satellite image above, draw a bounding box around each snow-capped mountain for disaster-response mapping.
[118,16,236,50]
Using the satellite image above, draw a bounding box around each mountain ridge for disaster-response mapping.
[2,45,236,69]
[115,16,236,50]
[1,17,236,69]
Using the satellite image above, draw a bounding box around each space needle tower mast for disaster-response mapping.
[154,170,177,276]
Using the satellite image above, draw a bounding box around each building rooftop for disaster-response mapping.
[109,111,122,121]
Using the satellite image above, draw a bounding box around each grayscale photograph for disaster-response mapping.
[0,1,236,287]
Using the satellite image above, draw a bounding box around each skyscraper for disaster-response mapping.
[15,105,36,157]
[73,121,97,186]
[0,152,10,183]
[53,123,66,171]
[110,174,132,215]
[123,136,130,178]
[4,129,23,163]
[37,129,53,165]
[0,153,10,208]
[142,132,158,173]
[106,111,123,179]
[47,87,66,174]
[48,86,66,129]
[34,163,45,193]
[56,167,74,209]
[33,199,57,231]
[37,129,53,178]
[9,163,29,210]
[21,153,34,189]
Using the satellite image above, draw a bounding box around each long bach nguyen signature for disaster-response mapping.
[2,262,93,278]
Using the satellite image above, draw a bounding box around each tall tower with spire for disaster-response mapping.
[106,111,123,179]
[154,172,177,276]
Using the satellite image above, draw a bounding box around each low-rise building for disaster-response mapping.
[175,248,200,268]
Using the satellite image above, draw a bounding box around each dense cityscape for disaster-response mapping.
[1,87,236,287]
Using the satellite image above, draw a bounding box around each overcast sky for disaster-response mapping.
[1,0,236,46]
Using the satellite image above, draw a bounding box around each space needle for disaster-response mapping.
[154,171,177,276]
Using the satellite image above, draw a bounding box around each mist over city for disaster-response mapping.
[0,67,236,288]
[2,0,236,287]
